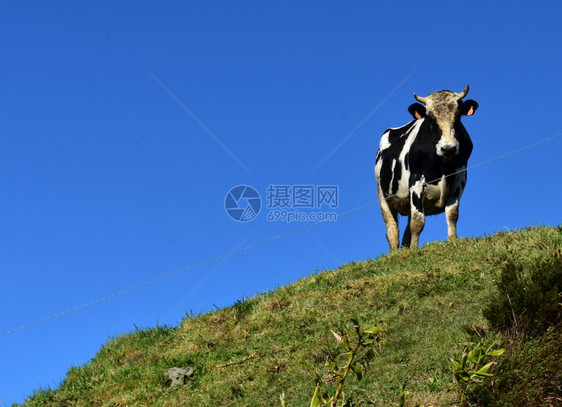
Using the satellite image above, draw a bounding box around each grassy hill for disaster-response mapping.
[20,226,562,406]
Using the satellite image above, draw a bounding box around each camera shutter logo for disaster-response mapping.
[224,185,261,222]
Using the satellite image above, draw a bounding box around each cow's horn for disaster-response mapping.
[413,93,427,104]
[457,84,469,99]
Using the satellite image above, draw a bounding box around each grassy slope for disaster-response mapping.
[21,226,562,407]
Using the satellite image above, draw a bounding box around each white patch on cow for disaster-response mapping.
[394,119,423,195]
[410,176,425,200]
[399,120,423,161]
[374,152,383,182]
[379,132,391,151]
[408,176,426,247]
[388,158,397,192]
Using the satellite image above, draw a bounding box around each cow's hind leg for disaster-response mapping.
[378,185,399,250]
[402,217,412,247]
[404,179,425,248]
[402,212,425,248]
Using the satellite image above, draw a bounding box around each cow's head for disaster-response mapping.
[408,84,478,158]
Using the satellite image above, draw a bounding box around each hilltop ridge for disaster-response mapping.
[21,226,562,406]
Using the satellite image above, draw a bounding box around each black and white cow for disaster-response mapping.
[375,85,478,249]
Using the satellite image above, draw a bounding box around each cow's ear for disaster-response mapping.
[408,103,426,120]
[461,99,479,116]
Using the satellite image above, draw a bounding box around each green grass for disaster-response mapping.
[18,226,562,406]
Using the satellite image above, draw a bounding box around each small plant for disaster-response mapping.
[450,341,505,406]
[422,376,443,392]
[282,318,385,407]
[398,387,409,407]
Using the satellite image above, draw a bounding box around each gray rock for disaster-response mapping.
[163,366,195,387]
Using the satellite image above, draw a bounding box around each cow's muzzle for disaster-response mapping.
[439,145,459,158]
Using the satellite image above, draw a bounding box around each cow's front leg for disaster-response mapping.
[445,199,459,241]
[404,178,425,248]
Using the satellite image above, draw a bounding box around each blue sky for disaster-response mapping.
[1,1,561,404]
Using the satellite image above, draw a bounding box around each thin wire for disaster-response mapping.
[0,201,375,337]
[147,70,255,178]
[418,132,562,190]
[1,132,560,338]
[160,231,255,324]
[307,230,345,265]
[308,70,416,177]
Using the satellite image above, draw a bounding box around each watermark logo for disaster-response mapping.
[266,184,338,223]
[224,185,261,222]
[266,185,339,209]
[225,184,338,223]
[266,209,337,223]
